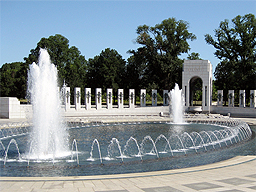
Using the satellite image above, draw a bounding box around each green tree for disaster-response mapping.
[1,35,87,99]
[187,52,202,60]
[128,18,196,91]
[0,62,25,98]
[24,34,88,101]
[124,54,146,91]
[205,14,256,91]
[64,46,87,90]
[25,34,81,84]
[212,80,218,101]
[87,48,126,92]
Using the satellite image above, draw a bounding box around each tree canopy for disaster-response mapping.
[87,48,126,92]
[0,62,25,98]
[24,34,87,87]
[205,13,256,91]
[127,17,196,91]
[0,34,88,100]
[187,52,202,60]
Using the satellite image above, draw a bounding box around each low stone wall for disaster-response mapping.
[0,98,170,120]
[0,97,26,119]
[211,105,256,117]
[1,96,255,119]
[64,105,169,117]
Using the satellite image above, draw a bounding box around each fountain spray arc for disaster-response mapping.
[27,48,69,159]
[169,83,185,124]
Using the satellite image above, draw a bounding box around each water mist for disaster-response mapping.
[27,48,69,159]
[169,83,185,124]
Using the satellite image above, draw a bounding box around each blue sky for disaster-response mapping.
[1,1,255,74]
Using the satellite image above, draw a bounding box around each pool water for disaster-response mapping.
[0,122,255,177]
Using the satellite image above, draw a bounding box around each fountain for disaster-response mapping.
[0,118,254,176]
[170,83,184,124]
[0,49,254,177]
[26,48,69,159]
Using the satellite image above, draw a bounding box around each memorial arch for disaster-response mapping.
[182,60,212,113]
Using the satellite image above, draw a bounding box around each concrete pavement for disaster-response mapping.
[0,156,256,192]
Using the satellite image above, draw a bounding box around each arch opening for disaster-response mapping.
[189,77,202,107]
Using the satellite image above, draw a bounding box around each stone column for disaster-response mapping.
[250,90,256,108]
[217,90,223,106]
[118,89,124,109]
[64,87,70,111]
[74,87,81,110]
[140,89,146,107]
[85,88,91,110]
[202,85,205,108]
[152,89,157,106]
[129,89,135,108]
[239,90,245,108]
[163,90,169,106]
[106,88,112,109]
[228,90,234,107]
[95,88,102,110]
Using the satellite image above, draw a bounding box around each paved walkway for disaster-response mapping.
[0,156,256,192]
[0,116,256,191]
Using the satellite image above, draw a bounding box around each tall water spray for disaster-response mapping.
[27,49,69,159]
[170,83,184,124]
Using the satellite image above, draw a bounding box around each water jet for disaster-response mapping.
[27,48,69,160]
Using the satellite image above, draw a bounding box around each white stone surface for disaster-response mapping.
[64,105,169,117]
[95,88,102,110]
[85,88,91,110]
[152,89,157,106]
[0,155,255,192]
[211,105,256,117]
[0,97,25,119]
[129,89,135,108]
[250,90,256,108]
[64,87,70,111]
[182,60,212,112]
[118,89,124,109]
[106,88,112,109]
[74,87,81,110]
[163,90,169,106]
[228,90,234,107]
[140,89,146,107]
[217,90,223,106]
[239,90,245,108]
[20,104,32,119]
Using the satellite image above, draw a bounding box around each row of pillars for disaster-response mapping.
[62,87,170,111]
[217,90,256,108]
